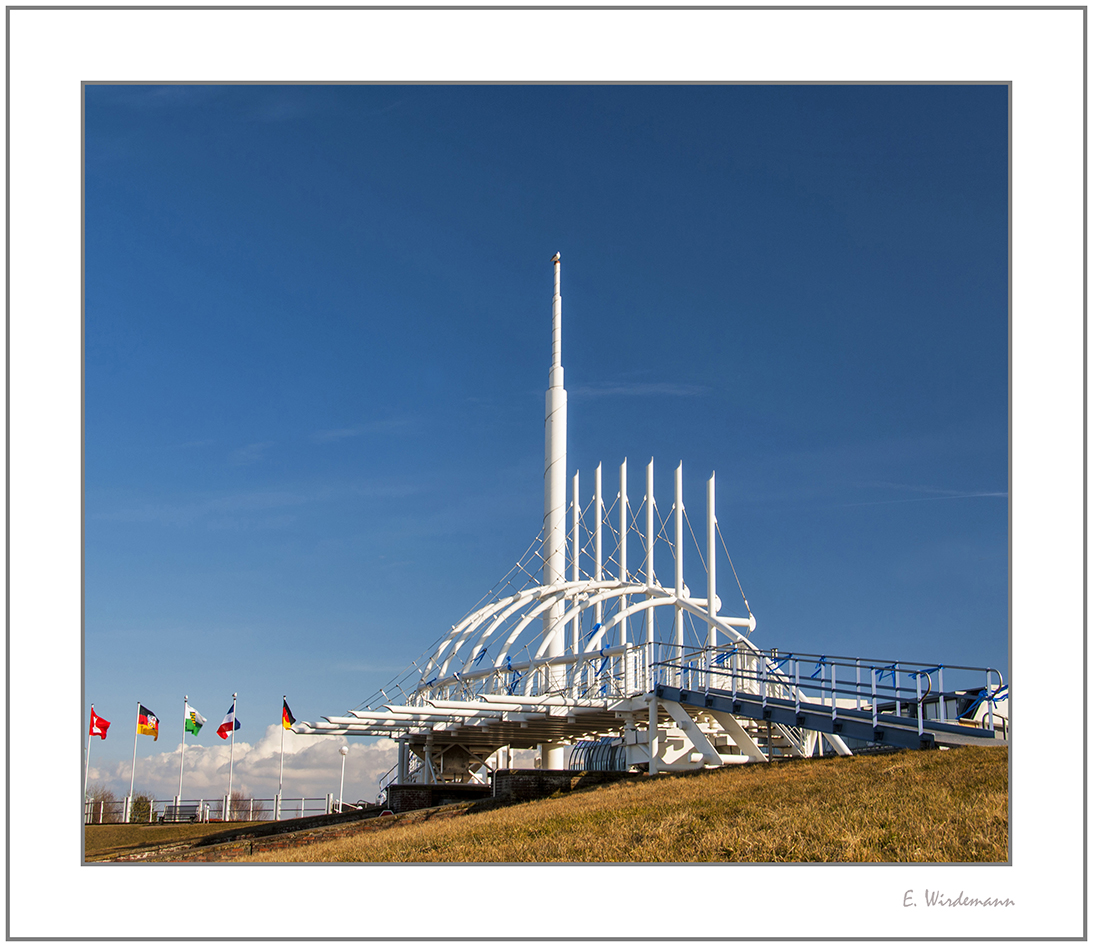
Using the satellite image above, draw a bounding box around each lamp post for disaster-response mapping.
[338,745,349,813]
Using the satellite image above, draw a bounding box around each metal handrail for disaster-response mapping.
[648,642,1007,737]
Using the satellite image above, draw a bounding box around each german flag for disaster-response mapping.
[137,704,159,741]
[282,699,296,730]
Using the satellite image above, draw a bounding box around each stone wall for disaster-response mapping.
[492,768,636,803]
[387,782,493,813]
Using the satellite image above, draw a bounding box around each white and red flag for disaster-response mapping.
[217,702,240,739]
[88,706,110,740]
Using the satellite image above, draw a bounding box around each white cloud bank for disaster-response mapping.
[87,725,397,806]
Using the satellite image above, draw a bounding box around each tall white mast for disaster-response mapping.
[542,253,567,769]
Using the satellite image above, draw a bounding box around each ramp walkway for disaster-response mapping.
[652,648,1007,753]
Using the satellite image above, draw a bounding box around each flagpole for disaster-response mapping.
[278,695,286,798]
[178,695,188,803]
[84,707,93,801]
[128,701,140,819]
[227,693,237,818]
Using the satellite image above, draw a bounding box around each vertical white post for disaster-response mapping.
[707,474,717,651]
[674,463,684,683]
[278,695,287,802]
[397,738,408,783]
[339,745,348,814]
[916,674,924,736]
[571,472,581,582]
[645,459,655,645]
[571,470,580,687]
[128,701,140,821]
[831,664,838,722]
[648,696,659,776]
[594,463,603,628]
[542,253,567,769]
[83,710,93,802]
[227,693,237,817]
[178,695,188,804]
[619,459,629,690]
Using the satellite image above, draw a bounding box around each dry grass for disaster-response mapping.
[235,746,1008,864]
[84,822,266,860]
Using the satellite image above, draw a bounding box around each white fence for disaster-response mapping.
[84,793,349,825]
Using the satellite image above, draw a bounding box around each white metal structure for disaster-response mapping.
[297,256,1008,788]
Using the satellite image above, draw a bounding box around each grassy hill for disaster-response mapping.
[228,745,1007,863]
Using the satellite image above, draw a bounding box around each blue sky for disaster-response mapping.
[83,83,1008,802]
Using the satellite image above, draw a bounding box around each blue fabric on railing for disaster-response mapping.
[875,664,898,685]
[770,654,793,674]
[713,647,737,667]
[505,657,522,695]
[960,683,1008,719]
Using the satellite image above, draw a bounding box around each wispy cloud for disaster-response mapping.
[168,438,218,450]
[311,417,411,443]
[104,85,226,111]
[856,480,1007,497]
[571,381,711,398]
[841,491,1008,508]
[229,441,275,466]
[92,479,423,527]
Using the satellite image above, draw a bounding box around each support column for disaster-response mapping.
[648,696,659,775]
[397,738,408,783]
[594,463,603,627]
[645,459,655,644]
[542,252,567,769]
[571,470,581,695]
[707,473,717,650]
[619,459,629,691]
[674,462,684,685]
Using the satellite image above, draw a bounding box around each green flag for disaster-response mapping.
[184,703,206,735]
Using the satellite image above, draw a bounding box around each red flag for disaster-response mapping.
[89,706,110,740]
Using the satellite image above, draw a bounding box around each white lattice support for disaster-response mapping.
[774,723,810,758]
[822,732,853,756]
[660,700,722,767]
[706,708,768,762]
